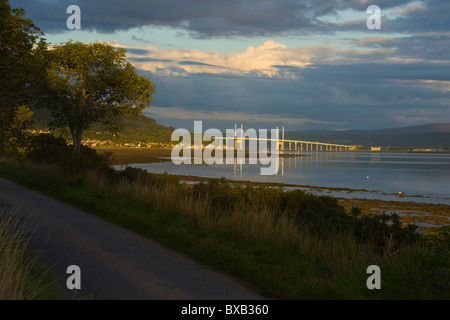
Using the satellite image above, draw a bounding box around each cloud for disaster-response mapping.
[145,59,450,131]
[397,2,427,15]
[10,0,419,37]
[103,38,450,130]
[350,33,450,63]
[131,35,152,44]
[388,108,445,124]
[147,107,340,126]
[112,35,450,80]
[112,40,315,77]
[329,1,450,36]
[382,0,450,33]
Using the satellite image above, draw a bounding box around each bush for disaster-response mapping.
[294,195,351,235]
[25,134,70,164]
[423,225,450,268]
[114,167,179,186]
[350,209,421,254]
[25,134,113,175]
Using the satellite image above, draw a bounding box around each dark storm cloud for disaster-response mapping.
[11,0,416,37]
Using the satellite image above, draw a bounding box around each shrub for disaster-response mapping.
[25,133,113,175]
[350,210,421,254]
[25,134,70,164]
[422,225,450,268]
[114,167,179,186]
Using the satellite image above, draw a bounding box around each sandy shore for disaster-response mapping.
[97,147,450,233]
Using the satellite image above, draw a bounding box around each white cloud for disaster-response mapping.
[109,40,315,78]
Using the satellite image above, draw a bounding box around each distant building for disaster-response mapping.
[371,146,381,151]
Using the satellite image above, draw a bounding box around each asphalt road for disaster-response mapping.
[0,178,263,300]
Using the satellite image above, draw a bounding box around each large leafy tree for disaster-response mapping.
[0,0,47,153]
[40,41,156,155]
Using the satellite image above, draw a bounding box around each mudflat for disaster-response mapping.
[96,147,173,165]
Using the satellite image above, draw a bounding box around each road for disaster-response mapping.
[0,178,263,300]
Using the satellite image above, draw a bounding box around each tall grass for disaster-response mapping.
[0,203,42,300]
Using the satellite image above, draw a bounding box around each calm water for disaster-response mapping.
[117,152,450,205]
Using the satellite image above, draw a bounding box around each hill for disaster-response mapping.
[30,108,175,147]
[286,123,450,149]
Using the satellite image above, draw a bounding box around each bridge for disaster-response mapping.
[217,124,356,153]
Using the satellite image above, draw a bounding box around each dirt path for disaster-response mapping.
[0,178,263,300]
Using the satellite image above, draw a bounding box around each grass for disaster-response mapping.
[0,158,448,299]
[0,202,64,300]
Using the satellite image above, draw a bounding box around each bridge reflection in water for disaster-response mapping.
[213,124,357,178]
[230,152,349,178]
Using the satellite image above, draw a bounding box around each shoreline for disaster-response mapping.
[97,147,450,233]
[96,147,305,165]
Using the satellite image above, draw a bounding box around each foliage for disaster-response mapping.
[422,225,450,268]
[0,0,47,153]
[37,41,156,155]
[1,105,34,155]
[25,133,113,175]
[25,133,68,163]
[114,167,179,186]
[191,178,422,254]
[349,209,421,254]
[408,225,450,296]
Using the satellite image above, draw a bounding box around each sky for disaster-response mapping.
[10,0,450,132]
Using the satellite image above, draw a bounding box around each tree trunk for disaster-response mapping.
[70,126,83,157]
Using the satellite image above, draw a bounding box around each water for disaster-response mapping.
[115,152,450,205]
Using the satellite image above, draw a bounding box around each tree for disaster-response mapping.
[0,0,47,153]
[40,41,156,155]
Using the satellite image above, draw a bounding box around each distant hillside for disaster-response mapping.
[30,108,175,145]
[286,123,450,148]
